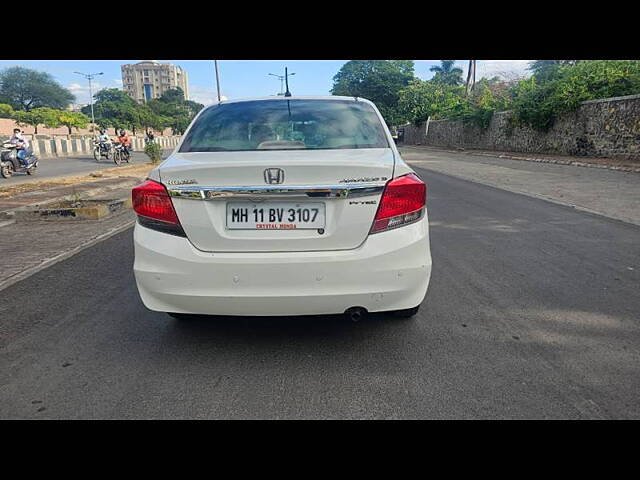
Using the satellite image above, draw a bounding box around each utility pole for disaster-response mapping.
[465,60,477,95]
[74,71,103,129]
[214,60,221,102]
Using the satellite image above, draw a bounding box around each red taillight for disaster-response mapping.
[132,179,179,223]
[132,180,185,236]
[370,173,426,234]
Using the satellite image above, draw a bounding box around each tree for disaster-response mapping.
[397,79,465,124]
[0,67,75,111]
[528,60,579,83]
[330,60,415,125]
[83,88,139,133]
[147,88,203,135]
[429,60,464,86]
[159,87,185,103]
[13,107,61,134]
[0,103,14,118]
[449,77,513,128]
[57,110,90,134]
[514,60,640,130]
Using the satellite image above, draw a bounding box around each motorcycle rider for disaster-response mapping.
[97,129,111,153]
[116,129,131,156]
[9,128,30,167]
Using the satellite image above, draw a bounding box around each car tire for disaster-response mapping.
[392,306,420,319]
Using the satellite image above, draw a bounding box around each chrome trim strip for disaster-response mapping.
[167,183,385,200]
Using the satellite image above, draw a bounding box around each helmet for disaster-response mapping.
[119,129,125,136]
[99,129,106,134]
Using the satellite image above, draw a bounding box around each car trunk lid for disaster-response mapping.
[160,148,394,252]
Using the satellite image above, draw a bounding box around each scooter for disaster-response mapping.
[1,143,39,178]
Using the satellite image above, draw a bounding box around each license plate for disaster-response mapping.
[226,202,325,230]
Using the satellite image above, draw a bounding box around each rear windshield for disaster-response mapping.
[179,99,390,152]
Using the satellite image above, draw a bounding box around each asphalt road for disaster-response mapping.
[0,150,166,186]
[1,166,639,419]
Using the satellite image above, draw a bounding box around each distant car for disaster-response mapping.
[132,96,432,319]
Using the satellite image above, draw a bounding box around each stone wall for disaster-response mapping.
[401,94,640,160]
[0,133,182,159]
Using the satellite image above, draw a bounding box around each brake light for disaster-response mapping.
[370,173,426,234]
[132,179,185,237]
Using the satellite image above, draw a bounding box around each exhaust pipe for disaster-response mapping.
[344,307,368,322]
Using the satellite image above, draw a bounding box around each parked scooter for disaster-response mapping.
[1,142,39,178]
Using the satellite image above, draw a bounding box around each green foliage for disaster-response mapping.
[397,80,465,124]
[429,60,464,86]
[398,61,640,132]
[85,87,202,136]
[144,141,162,164]
[57,110,90,134]
[0,103,14,118]
[330,60,415,125]
[513,60,640,130]
[528,60,579,83]
[509,77,557,130]
[0,66,75,111]
[146,87,203,135]
[13,107,62,133]
[158,87,185,103]
[83,88,138,131]
[448,77,513,128]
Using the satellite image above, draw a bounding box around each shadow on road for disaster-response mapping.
[163,310,403,340]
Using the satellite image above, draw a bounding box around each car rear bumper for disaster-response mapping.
[133,215,432,316]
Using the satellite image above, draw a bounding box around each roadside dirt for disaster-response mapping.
[0,163,155,198]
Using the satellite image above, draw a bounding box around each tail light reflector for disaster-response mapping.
[132,179,185,237]
[370,173,426,234]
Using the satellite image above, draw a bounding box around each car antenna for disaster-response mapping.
[284,67,292,97]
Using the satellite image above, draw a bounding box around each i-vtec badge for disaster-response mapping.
[340,177,387,183]
[264,168,285,185]
[165,179,198,185]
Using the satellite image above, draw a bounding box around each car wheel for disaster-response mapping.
[392,306,420,319]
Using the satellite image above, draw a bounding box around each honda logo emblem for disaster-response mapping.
[264,168,285,185]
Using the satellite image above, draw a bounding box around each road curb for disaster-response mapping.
[401,146,640,173]
[0,217,136,292]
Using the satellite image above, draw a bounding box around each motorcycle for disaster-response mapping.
[1,142,39,178]
[93,140,111,162]
[111,142,131,166]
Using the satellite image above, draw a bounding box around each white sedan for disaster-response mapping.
[132,96,432,320]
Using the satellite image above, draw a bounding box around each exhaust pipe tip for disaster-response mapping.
[344,307,368,322]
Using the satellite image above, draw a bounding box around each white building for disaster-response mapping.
[121,61,190,103]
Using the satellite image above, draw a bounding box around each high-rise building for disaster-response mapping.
[121,61,190,103]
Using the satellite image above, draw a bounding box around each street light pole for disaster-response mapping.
[74,71,103,130]
[268,68,296,96]
[214,60,221,102]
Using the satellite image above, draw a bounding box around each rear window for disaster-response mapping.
[179,99,390,152]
